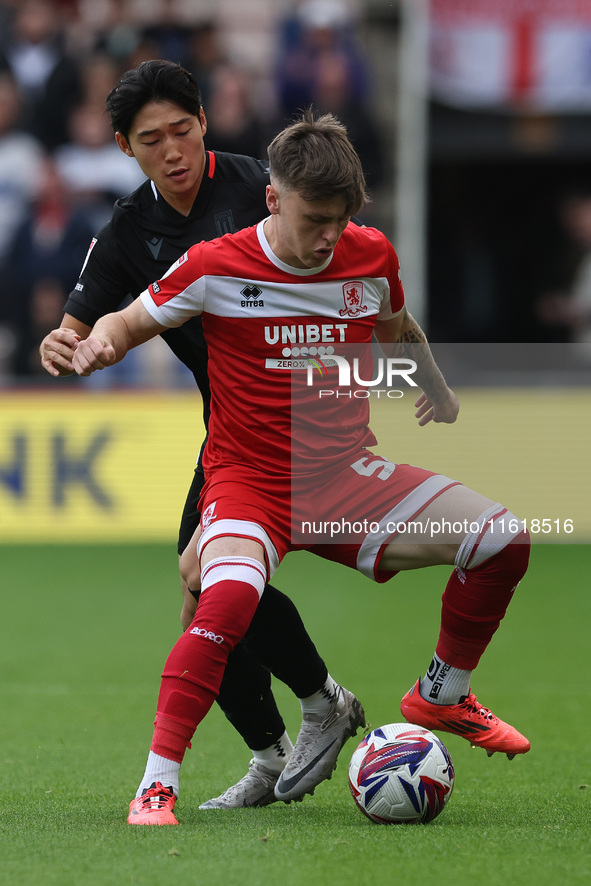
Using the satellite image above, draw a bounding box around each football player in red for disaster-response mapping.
[73,109,530,825]
[40,61,365,814]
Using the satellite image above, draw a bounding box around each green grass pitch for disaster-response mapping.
[0,543,589,885]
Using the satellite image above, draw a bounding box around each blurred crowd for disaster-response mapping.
[0,0,386,384]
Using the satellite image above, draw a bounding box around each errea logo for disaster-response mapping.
[241,284,264,307]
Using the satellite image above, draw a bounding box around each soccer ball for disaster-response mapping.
[348,723,455,824]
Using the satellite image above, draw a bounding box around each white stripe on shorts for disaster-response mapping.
[455,505,525,570]
[356,473,459,580]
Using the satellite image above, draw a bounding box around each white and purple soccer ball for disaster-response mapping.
[348,723,455,824]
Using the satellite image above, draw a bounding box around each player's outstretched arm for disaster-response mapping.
[72,299,167,377]
[375,307,459,426]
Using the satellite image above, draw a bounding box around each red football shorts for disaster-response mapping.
[198,449,460,582]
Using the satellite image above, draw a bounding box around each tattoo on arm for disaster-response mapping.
[392,308,427,356]
[397,326,426,345]
[391,308,449,400]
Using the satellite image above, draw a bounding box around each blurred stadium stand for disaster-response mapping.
[0,1,588,543]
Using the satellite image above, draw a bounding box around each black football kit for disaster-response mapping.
[65,151,328,749]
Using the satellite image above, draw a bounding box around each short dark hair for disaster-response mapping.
[267,109,368,217]
[106,59,202,140]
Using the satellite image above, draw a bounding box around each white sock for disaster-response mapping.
[252,731,294,773]
[135,751,181,798]
[419,653,471,706]
[299,673,340,719]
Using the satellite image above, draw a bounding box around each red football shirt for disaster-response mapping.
[140,219,405,477]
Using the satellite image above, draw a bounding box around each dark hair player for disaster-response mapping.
[39,60,365,810]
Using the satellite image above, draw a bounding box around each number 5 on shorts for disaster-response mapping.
[350,456,396,481]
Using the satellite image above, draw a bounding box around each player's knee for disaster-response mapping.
[457,508,530,586]
[494,526,530,586]
[462,522,530,589]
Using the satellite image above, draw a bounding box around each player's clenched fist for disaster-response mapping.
[73,336,117,376]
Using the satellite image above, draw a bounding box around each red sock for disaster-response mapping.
[150,568,263,762]
[436,529,530,670]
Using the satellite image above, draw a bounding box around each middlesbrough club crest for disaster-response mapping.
[201,501,217,528]
[339,281,368,317]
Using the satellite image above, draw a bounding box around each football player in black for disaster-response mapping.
[40,60,365,809]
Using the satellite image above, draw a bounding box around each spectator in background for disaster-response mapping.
[185,20,227,108]
[51,50,145,229]
[76,52,123,111]
[309,47,384,194]
[204,63,266,159]
[11,277,70,377]
[141,0,195,71]
[274,0,384,218]
[536,189,591,360]
[2,157,94,377]
[73,0,147,68]
[0,72,44,263]
[0,66,44,380]
[0,0,81,150]
[54,98,146,229]
[276,0,369,121]
[0,0,15,33]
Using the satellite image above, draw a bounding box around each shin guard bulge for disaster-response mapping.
[151,556,266,761]
[436,508,530,670]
